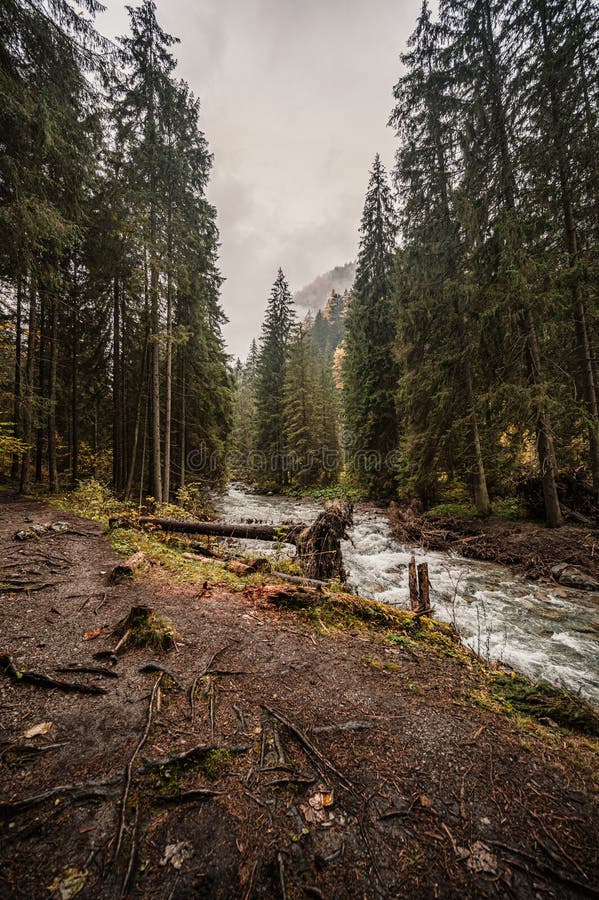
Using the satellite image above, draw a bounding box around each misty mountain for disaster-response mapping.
[294,261,356,311]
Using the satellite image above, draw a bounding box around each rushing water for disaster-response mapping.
[216,487,599,704]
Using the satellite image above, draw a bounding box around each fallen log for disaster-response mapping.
[139,517,305,543]
[140,500,354,582]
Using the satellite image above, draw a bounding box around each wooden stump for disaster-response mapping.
[294,500,353,581]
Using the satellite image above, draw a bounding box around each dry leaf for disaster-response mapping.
[419,794,432,808]
[466,841,498,875]
[160,841,193,870]
[83,628,107,641]
[48,867,87,900]
[24,721,53,739]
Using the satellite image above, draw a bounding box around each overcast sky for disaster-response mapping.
[98,0,423,358]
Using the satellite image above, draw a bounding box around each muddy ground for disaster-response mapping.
[1,492,598,899]
[389,505,598,581]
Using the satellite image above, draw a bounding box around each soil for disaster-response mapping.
[389,505,599,582]
[1,491,598,899]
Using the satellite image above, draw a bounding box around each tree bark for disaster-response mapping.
[20,276,37,493]
[179,347,186,490]
[35,288,46,482]
[70,267,79,487]
[11,276,23,481]
[163,270,172,503]
[466,364,491,516]
[112,276,122,491]
[47,292,59,493]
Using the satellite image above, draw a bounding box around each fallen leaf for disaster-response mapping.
[48,867,88,900]
[160,842,193,870]
[24,721,53,739]
[83,628,108,641]
[466,841,498,875]
[418,794,432,808]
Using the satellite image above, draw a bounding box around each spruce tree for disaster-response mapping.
[343,155,399,497]
[254,269,296,487]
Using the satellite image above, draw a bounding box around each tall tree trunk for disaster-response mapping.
[149,238,162,503]
[125,334,149,501]
[526,311,563,527]
[163,272,172,502]
[11,276,23,481]
[112,276,122,491]
[35,289,46,482]
[179,347,186,491]
[466,364,491,516]
[20,276,37,493]
[47,292,59,493]
[71,270,79,487]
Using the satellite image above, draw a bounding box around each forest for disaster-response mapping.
[1,0,598,530]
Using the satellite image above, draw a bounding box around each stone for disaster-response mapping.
[551,563,599,593]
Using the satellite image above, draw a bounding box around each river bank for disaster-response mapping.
[389,505,598,583]
[1,491,598,898]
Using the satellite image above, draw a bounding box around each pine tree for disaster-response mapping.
[343,155,399,497]
[254,269,297,487]
[390,0,491,514]
[283,329,320,486]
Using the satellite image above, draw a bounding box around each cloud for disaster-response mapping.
[98,0,422,356]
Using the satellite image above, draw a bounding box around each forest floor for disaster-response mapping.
[389,506,598,583]
[1,491,599,899]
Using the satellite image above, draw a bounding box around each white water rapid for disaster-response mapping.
[216,487,599,704]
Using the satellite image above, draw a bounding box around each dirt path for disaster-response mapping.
[1,493,598,899]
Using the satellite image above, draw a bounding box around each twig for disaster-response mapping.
[189,645,229,724]
[113,674,162,861]
[277,852,287,900]
[242,861,258,900]
[261,704,353,792]
[94,592,108,615]
[113,629,131,655]
[120,804,139,898]
[273,726,287,766]
[208,678,216,739]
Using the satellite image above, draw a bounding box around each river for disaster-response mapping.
[216,487,599,705]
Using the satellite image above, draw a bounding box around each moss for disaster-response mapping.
[113,606,177,651]
[490,673,599,736]
[361,656,401,673]
[200,748,233,780]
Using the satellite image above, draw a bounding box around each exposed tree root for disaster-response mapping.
[0,653,108,695]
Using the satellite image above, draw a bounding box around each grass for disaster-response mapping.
[425,497,528,520]
[489,672,599,736]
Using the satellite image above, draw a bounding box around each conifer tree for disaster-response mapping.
[343,155,399,497]
[254,269,296,487]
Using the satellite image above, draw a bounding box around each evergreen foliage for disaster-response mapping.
[0,0,232,499]
[342,155,400,498]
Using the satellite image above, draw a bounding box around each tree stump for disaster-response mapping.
[294,500,353,581]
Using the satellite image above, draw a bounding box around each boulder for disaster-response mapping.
[551,563,599,592]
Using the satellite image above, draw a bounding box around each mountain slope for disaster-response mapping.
[294,261,356,310]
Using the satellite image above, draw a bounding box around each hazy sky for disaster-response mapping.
[98,0,422,358]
